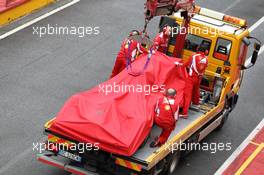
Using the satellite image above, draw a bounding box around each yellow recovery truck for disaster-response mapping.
[37,7,261,175]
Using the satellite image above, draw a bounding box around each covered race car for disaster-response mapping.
[49,52,186,156]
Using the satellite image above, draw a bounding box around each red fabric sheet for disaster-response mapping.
[50,52,186,156]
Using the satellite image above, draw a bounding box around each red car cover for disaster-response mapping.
[49,52,186,156]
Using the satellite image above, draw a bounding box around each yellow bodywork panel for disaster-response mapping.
[44,117,55,129]
[0,0,55,26]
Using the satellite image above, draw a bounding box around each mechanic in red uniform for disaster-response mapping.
[153,25,172,53]
[180,44,209,118]
[150,88,179,148]
[110,30,148,78]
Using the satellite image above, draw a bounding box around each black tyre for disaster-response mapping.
[230,94,239,112]
[216,109,230,131]
[160,151,181,175]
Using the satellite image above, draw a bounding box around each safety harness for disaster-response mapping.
[125,39,153,76]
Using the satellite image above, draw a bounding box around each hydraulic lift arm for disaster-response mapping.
[144,0,196,57]
[145,0,195,20]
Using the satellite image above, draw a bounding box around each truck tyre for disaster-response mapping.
[216,109,229,131]
[230,94,239,112]
[160,151,181,175]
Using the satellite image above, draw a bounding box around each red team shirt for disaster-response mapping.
[153,32,170,53]
[184,52,209,77]
[110,39,147,78]
[154,96,179,144]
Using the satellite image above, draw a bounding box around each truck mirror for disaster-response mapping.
[251,43,261,65]
[242,38,261,70]
[250,50,258,65]
[254,42,261,50]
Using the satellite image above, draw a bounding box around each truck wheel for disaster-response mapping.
[216,109,229,131]
[160,151,181,175]
[230,94,239,112]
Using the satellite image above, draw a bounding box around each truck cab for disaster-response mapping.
[161,7,260,111]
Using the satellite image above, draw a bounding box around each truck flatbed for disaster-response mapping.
[133,109,205,161]
[112,102,221,170]
[43,101,220,170]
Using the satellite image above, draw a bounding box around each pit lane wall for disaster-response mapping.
[0,0,55,26]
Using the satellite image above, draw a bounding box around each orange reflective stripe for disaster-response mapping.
[115,158,142,172]
[125,161,133,170]
[57,138,66,144]
[115,158,127,167]
[48,135,57,142]
[47,135,73,146]
[131,163,141,172]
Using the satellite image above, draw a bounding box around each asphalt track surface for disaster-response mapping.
[0,0,263,175]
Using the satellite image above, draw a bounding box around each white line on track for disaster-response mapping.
[256,45,264,57]
[0,0,80,40]
[214,118,264,175]
[0,148,32,174]
[245,44,264,66]
[222,0,242,13]
[0,0,80,173]
[245,15,264,65]
[258,45,264,55]
[0,137,46,174]
[249,16,264,33]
